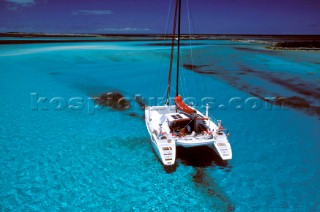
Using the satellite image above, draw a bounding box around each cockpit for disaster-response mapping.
[165,113,210,136]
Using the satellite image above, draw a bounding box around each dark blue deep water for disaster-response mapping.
[0,39,319,210]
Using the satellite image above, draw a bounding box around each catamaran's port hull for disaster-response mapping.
[146,124,176,166]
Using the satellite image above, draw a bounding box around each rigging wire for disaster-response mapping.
[178,0,194,105]
[187,0,208,112]
[187,0,196,100]
[178,0,197,106]
[155,0,174,105]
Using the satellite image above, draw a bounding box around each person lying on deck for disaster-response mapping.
[178,127,186,137]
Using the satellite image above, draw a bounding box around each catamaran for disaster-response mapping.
[145,0,232,166]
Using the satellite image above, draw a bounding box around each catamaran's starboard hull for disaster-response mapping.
[213,141,232,160]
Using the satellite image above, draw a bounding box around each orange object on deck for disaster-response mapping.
[174,96,196,115]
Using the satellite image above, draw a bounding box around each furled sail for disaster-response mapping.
[174,96,196,115]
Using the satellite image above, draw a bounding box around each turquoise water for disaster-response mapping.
[0,40,319,210]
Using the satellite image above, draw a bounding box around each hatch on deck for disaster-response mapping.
[165,113,190,122]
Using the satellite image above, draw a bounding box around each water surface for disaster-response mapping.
[0,39,319,210]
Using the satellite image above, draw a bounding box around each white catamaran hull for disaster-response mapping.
[145,109,176,166]
[145,106,232,165]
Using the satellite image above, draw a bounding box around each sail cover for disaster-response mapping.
[174,96,196,115]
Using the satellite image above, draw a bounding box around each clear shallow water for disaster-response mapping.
[0,40,319,210]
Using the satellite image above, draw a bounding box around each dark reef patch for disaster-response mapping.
[93,91,146,120]
[183,63,320,117]
[265,96,320,116]
[267,41,320,50]
[94,92,130,111]
[271,96,310,108]
[275,41,320,48]
[183,64,210,70]
[238,66,320,101]
[267,77,320,100]
[134,95,147,110]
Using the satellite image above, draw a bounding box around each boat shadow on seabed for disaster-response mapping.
[165,147,234,211]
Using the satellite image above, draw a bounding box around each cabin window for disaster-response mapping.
[171,114,183,120]
[171,115,178,119]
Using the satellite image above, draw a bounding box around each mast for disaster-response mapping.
[175,0,181,97]
[165,0,179,105]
